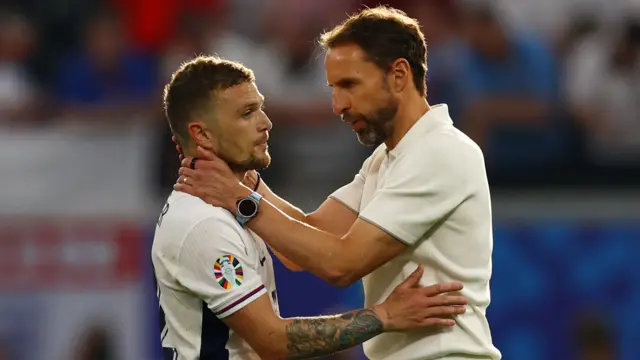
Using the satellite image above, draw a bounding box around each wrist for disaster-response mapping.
[228,184,253,212]
[372,304,392,332]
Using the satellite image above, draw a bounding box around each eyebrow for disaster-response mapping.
[328,77,359,88]
[239,96,266,112]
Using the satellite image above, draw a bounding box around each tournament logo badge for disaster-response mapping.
[214,255,243,290]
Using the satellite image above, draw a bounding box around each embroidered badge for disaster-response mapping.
[214,255,243,290]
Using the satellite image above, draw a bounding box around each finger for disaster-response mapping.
[174,181,196,195]
[175,175,192,186]
[181,156,194,168]
[178,167,199,180]
[190,157,199,170]
[196,146,217,161]
[181,156,207,169]
[420,318,456,327]
[179,153,185,162]
[422,305,466,318]
[425,295,467,307]
[396,266,424,290]
[421,282,464,297]
[173,140,184,155]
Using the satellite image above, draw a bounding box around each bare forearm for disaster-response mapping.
[259,183,308,223]
[260,187,353,236]
[280,308,383,359]
[249,196,347,282]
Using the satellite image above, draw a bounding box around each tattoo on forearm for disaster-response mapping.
[284,309,383,359]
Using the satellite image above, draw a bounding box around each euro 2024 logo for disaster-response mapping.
[214,255,243,290]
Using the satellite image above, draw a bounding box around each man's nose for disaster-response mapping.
[332,92,350,116]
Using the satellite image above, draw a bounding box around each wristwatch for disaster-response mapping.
[235,191,263,226]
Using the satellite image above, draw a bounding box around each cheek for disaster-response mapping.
[353,93,379,116]
[218,135,247,160]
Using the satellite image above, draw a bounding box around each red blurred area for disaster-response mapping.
[0,218,143,291]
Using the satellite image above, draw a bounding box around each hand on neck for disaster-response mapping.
[234,170,247,182]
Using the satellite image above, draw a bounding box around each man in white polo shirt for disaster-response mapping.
[174,6,501,360]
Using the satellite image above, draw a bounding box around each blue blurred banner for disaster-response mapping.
[490,221,640,360]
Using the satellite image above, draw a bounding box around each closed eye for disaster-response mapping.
[242,109,254,119]
[342,81,355,88]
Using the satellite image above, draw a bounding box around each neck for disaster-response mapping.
[234,170,246,182]
[385,95,430,150]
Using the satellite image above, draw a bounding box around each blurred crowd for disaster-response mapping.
[1,0,639,192]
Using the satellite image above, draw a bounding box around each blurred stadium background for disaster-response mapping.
[0,0,639,359]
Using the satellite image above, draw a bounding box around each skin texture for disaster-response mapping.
[184,81,272,174]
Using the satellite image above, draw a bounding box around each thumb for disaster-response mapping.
[196,146,217,161]
[397,265,424,290]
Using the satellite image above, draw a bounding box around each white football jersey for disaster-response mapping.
[330,105,501,360]
[152,191,279,360]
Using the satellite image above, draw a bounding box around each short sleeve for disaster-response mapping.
[176,217,267,319]
[329,171,365,213]
[328,146,385,213]
[359,141,473,245]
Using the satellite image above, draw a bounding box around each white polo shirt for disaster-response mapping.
[330,105,501,360]
[152,191,279,360]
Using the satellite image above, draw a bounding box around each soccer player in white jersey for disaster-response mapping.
[174,6,501,360]
[154,56,470,360]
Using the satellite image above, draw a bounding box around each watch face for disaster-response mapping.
[238,198,258,217]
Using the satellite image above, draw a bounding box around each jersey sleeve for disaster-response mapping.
[175,217,267,319]
[328,146,384,213]
[359,140,474,246]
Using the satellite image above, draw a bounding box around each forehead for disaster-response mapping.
[216,81,263,107]
[324,43,382,84]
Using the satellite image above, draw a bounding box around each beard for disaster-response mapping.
[342,94,398,147]
[221,148,271,173]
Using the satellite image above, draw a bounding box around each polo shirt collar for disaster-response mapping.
[387,104,452,160]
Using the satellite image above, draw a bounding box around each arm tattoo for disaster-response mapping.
[284,308,383,359]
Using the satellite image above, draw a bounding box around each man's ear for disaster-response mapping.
[187,121,217,152]
[388,58,411,94]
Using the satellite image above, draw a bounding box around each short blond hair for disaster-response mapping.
[163,56,255,142]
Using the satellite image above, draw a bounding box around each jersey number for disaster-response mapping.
[157,202,170,227]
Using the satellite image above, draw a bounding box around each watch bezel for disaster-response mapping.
[237,197,259,218]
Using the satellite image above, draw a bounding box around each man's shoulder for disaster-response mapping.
[393,127,486,190]
[162,191,234,226]
[152,192,241,257]
[411,125,483,163]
